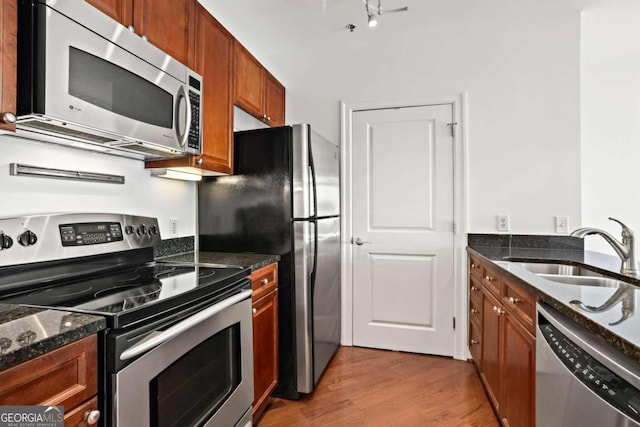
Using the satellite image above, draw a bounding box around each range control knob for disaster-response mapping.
[148,225,158,236]
[124,225,134,235]
[18,230,37,247]
[0,233,13,250]
[137,224,147,236]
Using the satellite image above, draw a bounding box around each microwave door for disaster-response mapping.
[39,6,185,150]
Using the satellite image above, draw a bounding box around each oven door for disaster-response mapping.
[114,290,253,427]
[25,3,193,153]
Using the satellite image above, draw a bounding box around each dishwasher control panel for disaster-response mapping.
[540,321,640,422]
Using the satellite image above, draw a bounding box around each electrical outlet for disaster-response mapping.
[169,218,178,235]
[497,215,510,232]
[555,216,569,234]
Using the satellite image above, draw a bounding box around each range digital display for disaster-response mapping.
[59,222,123,246]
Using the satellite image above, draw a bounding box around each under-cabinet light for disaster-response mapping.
[150,168,202,182]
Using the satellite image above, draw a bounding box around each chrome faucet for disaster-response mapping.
[570,217,639,277]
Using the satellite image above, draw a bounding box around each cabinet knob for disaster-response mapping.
[471,263,477,269]
[485,275,493,282]
[508,296,522,305]
[470,286,479,292]
[142,34,148,41]
[252,308,257,314]
[128,25,135,32]
[266,116,271,121]
[470,339,479,345]
[84,410,101,425]
[1,112,16,124]
[195,158,204,165]
[261,278,268,285]
[470,308,479,314]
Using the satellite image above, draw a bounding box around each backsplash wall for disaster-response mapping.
[0,134,196,238]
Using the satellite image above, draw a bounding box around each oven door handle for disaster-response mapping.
[119,289,252,361]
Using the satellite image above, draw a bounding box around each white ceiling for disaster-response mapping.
[200,0,633,62]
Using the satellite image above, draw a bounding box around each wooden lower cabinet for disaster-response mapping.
[481,288,502,411]
[501,313,535,427]
[250,263,279,424]
[0,335,99,426]
[469,255,536,427]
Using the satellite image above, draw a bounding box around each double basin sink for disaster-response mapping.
[508,261,636,289]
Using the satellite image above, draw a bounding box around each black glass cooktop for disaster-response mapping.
[0,263,250,329]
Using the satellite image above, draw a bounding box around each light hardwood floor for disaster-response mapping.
[258,346,499,426]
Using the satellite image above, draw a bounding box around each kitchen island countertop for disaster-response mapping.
[0,304,105,371]
[159,251,280,272]
[469,245,640,362]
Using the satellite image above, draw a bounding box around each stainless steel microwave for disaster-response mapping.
[16,0,202,160]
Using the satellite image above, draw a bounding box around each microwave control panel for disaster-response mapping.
[187,75,201,152]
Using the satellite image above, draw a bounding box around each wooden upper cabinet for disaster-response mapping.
[144,2,234,175]
[264,71,285,127]
[133,0,194,65]
[190,4,234,174]
[0,0,17,132]
[234,42,286,127]
[84,0,133,27]
[234,42,264,119]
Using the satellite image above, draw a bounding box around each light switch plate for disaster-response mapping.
[555,216,569,234]
[170,218,178,235]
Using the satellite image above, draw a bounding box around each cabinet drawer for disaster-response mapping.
[469,290,482,329]
[469,275,483,303]
[251,263,278,302]
[469,255,483,279]
[469,318,482,366]
[482,263,502,298]
[0,335,97,410]
[64,396,99,427]
[502,277,536,334]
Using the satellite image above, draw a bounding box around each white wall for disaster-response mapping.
[202,0,583,235]
[0,134,196,238]
[581,5,640,255]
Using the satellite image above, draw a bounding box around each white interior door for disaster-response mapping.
[352,104,455,356]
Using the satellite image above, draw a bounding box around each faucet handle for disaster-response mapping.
[609,217,634,239]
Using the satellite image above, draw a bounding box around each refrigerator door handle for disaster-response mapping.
[308,164,316,218]
[310,220,317,293]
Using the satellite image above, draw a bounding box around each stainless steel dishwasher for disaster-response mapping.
[537,303,640,426]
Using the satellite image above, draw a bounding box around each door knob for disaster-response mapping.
[354,237,371,246]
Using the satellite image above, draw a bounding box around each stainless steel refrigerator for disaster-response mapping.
[198,124,341,399]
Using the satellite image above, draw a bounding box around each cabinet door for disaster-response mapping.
[480,289,501,411]
[252,289,279,422]
[263,71,285,126]
[0,0,17,132]
[85,0,133,27]
[501,314,535,427]
[133,0,193,65]
[234,42,264,119]
[190,4,234,174]
[0,336,97,409]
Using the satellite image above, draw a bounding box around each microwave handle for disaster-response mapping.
[119,289,252,361]
[176,86,192,148]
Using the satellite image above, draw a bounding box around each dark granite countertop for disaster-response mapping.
[468,246,640,362]
[0,304,105,371]
[158,252,280,272]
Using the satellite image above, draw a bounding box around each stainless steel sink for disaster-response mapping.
[538,274,634,288]
[509,262,637,288]
[509,262,604,278]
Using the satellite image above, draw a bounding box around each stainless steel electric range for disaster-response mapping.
[0,213,253,427]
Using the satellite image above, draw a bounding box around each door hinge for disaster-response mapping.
[447,122,458,137]
[453,316,456,330]
[453,221,457,233]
